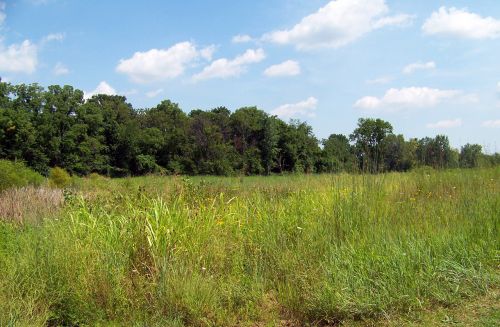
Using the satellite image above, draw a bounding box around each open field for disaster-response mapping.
[0,168,499,326]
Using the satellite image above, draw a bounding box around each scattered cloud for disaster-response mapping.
[41,32,65,44]
[84,81,116,99]
[403,61,436,74]
[271,96,318,119]
[232,34,253,43]
[145,88,164,98]
[482,120,500,128]
[426,118,462,129]
[423,7,500,39]
[372,13,415,29]
[366,76,393,85]
[497,81,500,92]
[263,60,300,77]
[116,42,214,83]
[0,40,38,74]
[262,0,413,50]
[354,87,473,111]
[193,48,265,82]
[53,62,69,75]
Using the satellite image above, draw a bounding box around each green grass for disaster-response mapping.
[0,168,498,326]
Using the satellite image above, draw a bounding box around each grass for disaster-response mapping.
[0,168,498,326]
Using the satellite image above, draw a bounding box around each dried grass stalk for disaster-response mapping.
[0,187,64,224]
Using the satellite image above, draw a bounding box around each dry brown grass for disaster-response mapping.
[0,186,64,224]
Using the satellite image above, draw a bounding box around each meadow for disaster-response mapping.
[0,168,498,326]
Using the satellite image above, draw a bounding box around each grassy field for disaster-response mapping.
[0,168,498,326]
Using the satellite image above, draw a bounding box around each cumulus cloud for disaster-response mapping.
[262,0,413,50]
[263,60,300,77]
[53,62,69,75]
[232,34,253,43]
[423,7,500,39]
[482,120,500,128]
[84,81,116,99]
[116,42,214,83]
[271,97,318,119]
[145,88,164,98]
[0,40,38,74]
[193,48,265,82]
[426,118,462,129]
[403,61,436,74]
[200,45,216,61]
[354,87,472,111]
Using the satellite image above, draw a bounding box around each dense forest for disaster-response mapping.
[0,82,498,176]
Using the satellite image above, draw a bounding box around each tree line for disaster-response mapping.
[0,82,498,176]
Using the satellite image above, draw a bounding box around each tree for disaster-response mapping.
[416,135,455,169]
[459,143,482,168]
[350,118,393,173]
[320,134,355,173]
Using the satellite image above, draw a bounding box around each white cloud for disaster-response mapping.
[42,33,65,43]
[116,42,213,83]
[84,81,116,99]
[366,76,392,84]
[497,81,500,92]
[354,87,469,111]
[264,60,300,77]
[423,7,500,39]
[0,40,38,74]
[482,120,500,128]
[145,88,164,98]
[193,48,265,82]
[271,96,318,119]
[372,13,415,29]
[426,119,462,129]
[200,45,216,61]
[262,0,413,50]
[53,62,69,75]
[232,34,253,43]
[403,61,436,74]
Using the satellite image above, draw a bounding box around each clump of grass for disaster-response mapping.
[0,186,64,224]
[0,160,44,192]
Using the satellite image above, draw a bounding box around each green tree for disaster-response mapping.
[320,134,355,173]
[459,143,482,168]
[350,118,393,173]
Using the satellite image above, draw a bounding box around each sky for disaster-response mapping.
[1,0,500,151]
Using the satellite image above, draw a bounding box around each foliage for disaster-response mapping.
[48,167,72,188]
[0,160,44,192]
[0,81,498,176]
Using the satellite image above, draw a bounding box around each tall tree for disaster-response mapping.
[350,118,393,173]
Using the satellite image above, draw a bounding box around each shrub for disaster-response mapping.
[49,167,72,188]
[0,160,44,192]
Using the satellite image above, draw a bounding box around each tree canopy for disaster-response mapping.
[0,82,498,176]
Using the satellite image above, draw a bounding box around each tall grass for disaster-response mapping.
[0,168,498,326]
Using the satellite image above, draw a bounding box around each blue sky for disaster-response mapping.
[1,0,500,151]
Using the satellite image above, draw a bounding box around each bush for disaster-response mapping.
[0,160,44,192]
[49,167,72,188]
